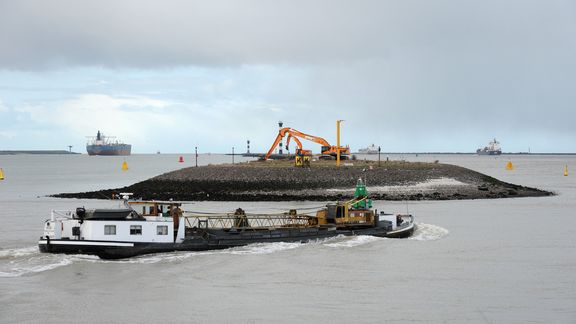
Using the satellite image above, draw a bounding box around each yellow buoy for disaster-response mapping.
[0,168,4,180]
[506,160,514,170]
[121,161,128,171]
[564,165,569,176]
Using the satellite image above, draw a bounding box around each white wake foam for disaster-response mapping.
[323,235,384,248]
[0,246,39,259]
[108,250,221,264]
[229,242,304,255]
[0,254,73,278]
[409,223,450,241]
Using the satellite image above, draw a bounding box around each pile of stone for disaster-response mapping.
[53,160,552,201]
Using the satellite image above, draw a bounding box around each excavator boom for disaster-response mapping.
[285,134,303,152]
[265,127,350,160]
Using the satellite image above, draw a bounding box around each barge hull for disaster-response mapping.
[38,224,416,260]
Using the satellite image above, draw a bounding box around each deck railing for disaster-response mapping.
[50,210,74,221]
[182,212,314,230]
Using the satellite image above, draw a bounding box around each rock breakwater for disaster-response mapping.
[52,160,552,201]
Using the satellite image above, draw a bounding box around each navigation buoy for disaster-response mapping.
[121,161,128,171]
[506,161,514,170]
[0,168,4,180]
[178,156,184,163]
[564,165,569,176]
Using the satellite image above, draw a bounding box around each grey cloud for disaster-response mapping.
[1,0,574,69]
[1,0,576,152]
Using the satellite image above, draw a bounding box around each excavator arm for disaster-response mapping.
[264,129,287,160]
[287,135,312,156]
[264,127,349,160]
[285,134,303,152]
[285,128,331,147]
[286,129,349,158]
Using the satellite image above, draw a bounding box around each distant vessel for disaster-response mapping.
[477,139,502,155]
[86,131,131,156]
[358,144,379,154]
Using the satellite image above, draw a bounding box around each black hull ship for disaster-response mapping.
[39,180,415,259]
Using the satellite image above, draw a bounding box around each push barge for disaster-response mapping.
[39,180,415,259]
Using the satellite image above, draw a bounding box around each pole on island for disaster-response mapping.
[336,120,343,167]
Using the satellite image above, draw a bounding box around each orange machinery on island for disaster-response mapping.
[264,127,350,160]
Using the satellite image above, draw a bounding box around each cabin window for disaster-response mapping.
[130,225,142,235]
[336,206,344,218]
[157,225,168,235]
[104,225,116,235]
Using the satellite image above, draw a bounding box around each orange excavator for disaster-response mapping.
[285,134,313,157]
[264,127,350,160]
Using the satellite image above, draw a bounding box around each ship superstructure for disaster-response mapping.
[477,138,502,155]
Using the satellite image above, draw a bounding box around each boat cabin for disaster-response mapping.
[43,201,186,245]
[314,203,375,227]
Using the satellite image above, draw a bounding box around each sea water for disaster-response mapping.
[0,154,574,323]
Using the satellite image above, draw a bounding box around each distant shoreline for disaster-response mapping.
[353,152,576,155]
[1,150,574,156]
[245,152,576,157]
[0,150,80,155]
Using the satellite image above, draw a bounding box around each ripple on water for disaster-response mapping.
[0,226,448,276]
[0,246,73,278]
[0,246,38,259]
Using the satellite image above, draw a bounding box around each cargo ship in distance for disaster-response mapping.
[86,131,131,156]
[358,144,379,154]
[477,138,502,155]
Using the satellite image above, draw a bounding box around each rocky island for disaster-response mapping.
[53,160,552,201]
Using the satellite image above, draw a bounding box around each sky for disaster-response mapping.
[0,0,575,153]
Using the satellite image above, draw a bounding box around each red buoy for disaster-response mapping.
[178,156,184,163]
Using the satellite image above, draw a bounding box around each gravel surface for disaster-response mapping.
[53,160,552,201]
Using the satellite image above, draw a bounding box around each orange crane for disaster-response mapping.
[264,127,350,160]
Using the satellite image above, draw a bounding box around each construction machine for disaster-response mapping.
[286,134,312,167]
[264,127,350,161]
[285,134,313,156]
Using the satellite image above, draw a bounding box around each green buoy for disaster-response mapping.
[352,178,372,209]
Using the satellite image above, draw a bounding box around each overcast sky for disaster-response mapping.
[1,0,575,153]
